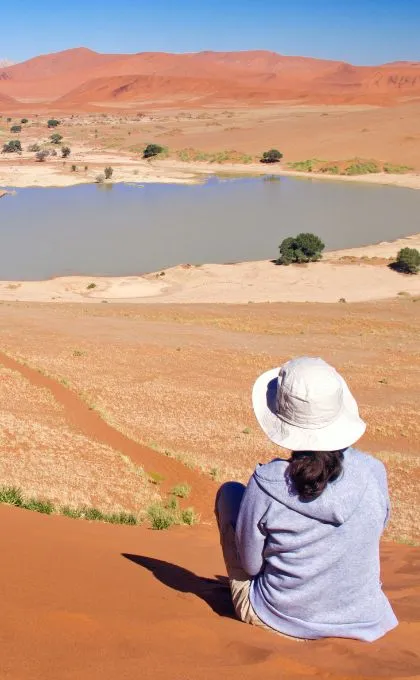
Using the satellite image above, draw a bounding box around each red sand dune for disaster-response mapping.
[0,47,419,109]
[1,504,419,680]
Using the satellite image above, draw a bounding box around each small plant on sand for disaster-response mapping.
[47,118,60,128]
[95,173,105,183]
[2,140,22,153]
[0,486,24,506]
[344,160,380,175]
[171,483,191,499]
[71,164,77,172]
[21,118,28,124]
[86,282,96,289]
[61,145,71,158]
[50,132,63,144]
[261,148,283,164]
[209,467,219,481]
[148,471,165,485]
[147,502,177,530]
[143,143,164,159]
[147,497,198,530]
[35,150,49,162]
[23,498,54,514]
[392,248,420,275]
[104,166,113,180]
[277,233,325,265]
[28,143,40,152]
[10,124,22,133]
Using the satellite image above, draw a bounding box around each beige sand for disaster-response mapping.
[1,156,420,190]
[1,235,419,304]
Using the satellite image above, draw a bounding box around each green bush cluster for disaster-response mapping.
[277,233,325,265]
[261,149,283,164]
[147,496,198,530]
[394,248,420,274]
[143,143,165,159]
[2,140,22,153]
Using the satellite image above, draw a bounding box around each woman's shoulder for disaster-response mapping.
[254,457,289,482]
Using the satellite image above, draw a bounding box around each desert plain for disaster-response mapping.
[0,47,419,680]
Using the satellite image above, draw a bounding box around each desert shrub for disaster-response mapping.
[143,143,164,159]
[95,174,105,183]
[2,140,22,153]
[21,118,28,124]
[344,160,380,175]
[28,143,40,152]
[50,148,57,156]
[86,282,96,289]
[6,117,11,122]
[71,164,77,172]
[278,233,325,265]
[288,159,318,172]
[50,132,63,144]
[104,166,113,179]
[320,164,340,174]
[181,507,199,525]
[61,145,71,158]
[35,150,49,162]
[261,148,283,164]
[393,248,420,274]
[10,125,21,133]
[383,163,413,174]
[47,118,60,128]
[171,483,191,499]
[147,503,177,530]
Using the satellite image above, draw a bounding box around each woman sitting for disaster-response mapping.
[215,356,397,641]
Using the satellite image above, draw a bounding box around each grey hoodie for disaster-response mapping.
[235,448,398,641]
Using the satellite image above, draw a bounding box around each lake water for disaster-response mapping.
[0,176,419,280]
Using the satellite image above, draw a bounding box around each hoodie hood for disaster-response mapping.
[253,448,370,525]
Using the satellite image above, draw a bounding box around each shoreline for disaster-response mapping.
[0,233,418,305]
[1,156,420,191]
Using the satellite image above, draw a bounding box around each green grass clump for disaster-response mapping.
[147,502,178,530]
[383,163,413,174]
[181,507,198,526]
[86,282,96,290]
[343,160,380,175]
[287,159,323,172]
[148,471,165,485]
[319,164,340,175]
[0,486,24,506]
[0,485,139,525]
[170,483,191,499]
[23,498,54,514]
[147,497,198,530]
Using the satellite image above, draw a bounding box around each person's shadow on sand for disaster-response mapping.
[122,553,235,618]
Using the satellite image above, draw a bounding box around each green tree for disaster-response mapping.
[261,149,283,164]
[143,143,164,159]
[50,133,63,144]
[277,233,325,265]
[394,248,420,274]
[2,140,22,153]
[61,145,71,158]
[104,166,113,179]
[10,125,21,133]
[47,119,60,128]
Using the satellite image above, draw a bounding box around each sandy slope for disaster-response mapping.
[1,505,419,680]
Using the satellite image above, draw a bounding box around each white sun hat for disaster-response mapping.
[252,357,366,451]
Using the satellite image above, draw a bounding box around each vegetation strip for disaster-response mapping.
[0,350,213,521]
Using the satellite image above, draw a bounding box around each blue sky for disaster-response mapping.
[2,0,419,65]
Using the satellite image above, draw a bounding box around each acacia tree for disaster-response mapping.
[277,233,325,265]
[261,149,283,164]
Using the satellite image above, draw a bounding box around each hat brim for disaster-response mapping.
[252,367,366,451]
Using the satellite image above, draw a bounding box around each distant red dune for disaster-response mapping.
[0,47,419,109]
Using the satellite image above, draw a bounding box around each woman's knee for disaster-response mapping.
[215,481,246,528]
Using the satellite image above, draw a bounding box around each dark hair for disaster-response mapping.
[287,450,344,501]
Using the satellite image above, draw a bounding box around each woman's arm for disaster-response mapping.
[235,474,270,576]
